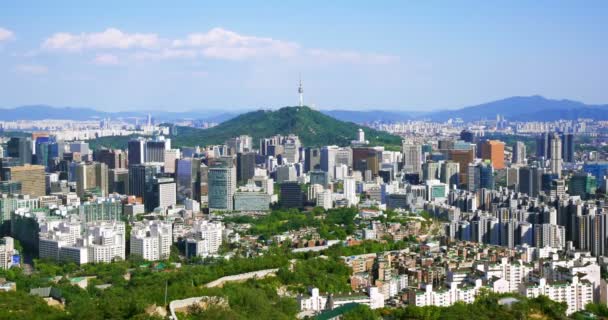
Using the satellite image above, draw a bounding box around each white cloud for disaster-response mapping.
[93,53,119,65]
[173,27,299,60]
[39,27,398,65]
[0,27,15,41]
[43,28,160,51]
[15,64,48,74]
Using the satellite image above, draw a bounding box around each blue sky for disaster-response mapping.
[0,1,607,112]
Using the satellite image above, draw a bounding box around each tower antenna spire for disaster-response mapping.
[298,74,304,107]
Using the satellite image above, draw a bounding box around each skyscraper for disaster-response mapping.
[128,138,145,166]
[175,158,202,203]
[512,141,526,164]
[402,142,422,174]
[237,152,256,184]
[481,140,505,170]
[304,147,321,173]
[440,161,460,189]
[321,146,338,179]
[561,133,575,163]
[75,162,108,197]
[208,161,236,212]
[128,164,159,201]
[145,137,169,163]
[343,176,358,207]
[7,137,32,165]
[550,132,562,177]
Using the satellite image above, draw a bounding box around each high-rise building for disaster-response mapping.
[237,152,256,184]
[7,137,32,165]
[519,165,542,197]
[440,161,460,189]
[449,149,474,186]
[467,162,494,191]
[481,140,505,170]
[75,162,108,197]
[402,142,422,174]
[163,149,180,174]
[280,182,303,209]
[352,147,381,178]
[343,176,358,207]
[512,141,526,164]
[561,133,575,163]
[175,158,202,203]
[537,132,551,159]
[94,149,127,169]
[145,177,177,211]
[109,168,129,194]
[128,138,145,166]
[208,161,236,212]
[321,146,338,179]
[550,132,562,177]
[128,164,160,201]
[422,161,441,181]
[568,173,596,199]
[145,137,170,163]
[304,147,321,173]
[1,165,45,197]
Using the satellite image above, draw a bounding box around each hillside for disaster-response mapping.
[88,106,402,150]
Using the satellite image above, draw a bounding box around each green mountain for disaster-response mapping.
[88,106,402,150]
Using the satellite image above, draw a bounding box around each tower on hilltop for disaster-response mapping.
[298,75,304,107]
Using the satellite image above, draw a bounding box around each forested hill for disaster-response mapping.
[88,106,402,150]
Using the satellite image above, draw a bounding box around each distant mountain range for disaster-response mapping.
[0,105,238,122]
[2,96,608,123]
[89,106,402,150]
[323,96,608,123]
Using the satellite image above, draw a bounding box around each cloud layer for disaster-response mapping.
[41,27,397,65]
[0,27,14,41]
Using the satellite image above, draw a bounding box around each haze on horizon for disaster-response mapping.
[0,1,607,112]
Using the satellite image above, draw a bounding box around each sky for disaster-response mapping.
[0,1,607,112]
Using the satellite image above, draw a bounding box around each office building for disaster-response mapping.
[7,137,32,165]
[128,164,160,201]
[145,177,177,212]
[304,147,321,173]
[237,152,256,184]
[402,142,422,174]
[208,161,236,212]
[481,140,505,170]
[93,149,126,169]
[145,137,170,163]
[75,162,108,197]
[2,164,45,197]
[128,138,145,166]
[163,149,180,174]
[175,158,202,203]
[512,141,526,164]
[280,182,303,208]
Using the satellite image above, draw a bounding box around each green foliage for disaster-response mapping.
[278,257,352,293]
[0,291,69,320]
[224,207,358,240]
[323,240,410,258]
[87,106,402,150]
